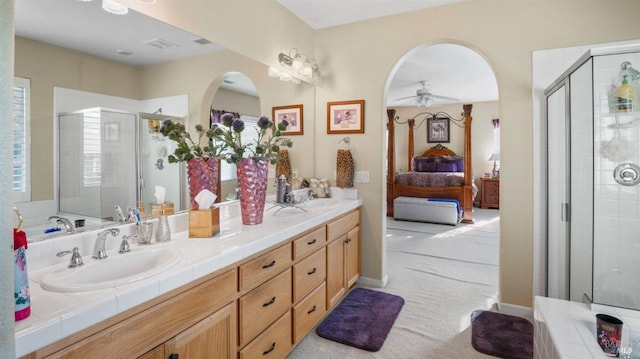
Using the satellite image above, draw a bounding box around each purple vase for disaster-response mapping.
[236,158,268,225]
[187,157,219,209]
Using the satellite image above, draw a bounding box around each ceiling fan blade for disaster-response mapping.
[393,95,419,101]
[429,94,459,102]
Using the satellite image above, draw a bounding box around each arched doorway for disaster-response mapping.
[381,42,502,348]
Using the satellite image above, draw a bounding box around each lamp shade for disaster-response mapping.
[488,152,500,162]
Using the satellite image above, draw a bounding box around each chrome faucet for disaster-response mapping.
[93,228,120,260]
[48,216,76,234]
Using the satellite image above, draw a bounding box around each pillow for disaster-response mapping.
[412,155,464,172]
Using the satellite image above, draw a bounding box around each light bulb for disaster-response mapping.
[102,0,128,15]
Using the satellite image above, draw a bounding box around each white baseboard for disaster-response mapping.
[357,275,389,288]
[497,302,534,321]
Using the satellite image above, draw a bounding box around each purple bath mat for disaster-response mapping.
[316,288,404,352]
[471,310,533,359]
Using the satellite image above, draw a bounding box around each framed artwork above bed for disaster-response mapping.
[427,117,450,143]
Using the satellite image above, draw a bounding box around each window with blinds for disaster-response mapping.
[12,77,31,203]
[220,114,259,181]
[83,111,102,187]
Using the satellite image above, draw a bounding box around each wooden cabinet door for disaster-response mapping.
[137,345,164,359]
[164,302,236,359]
[326,234,346,309]
[345,226,360,289]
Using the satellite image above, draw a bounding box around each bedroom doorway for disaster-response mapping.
[383,41,501,327]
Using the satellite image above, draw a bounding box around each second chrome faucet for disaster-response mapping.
[93,228,120,260]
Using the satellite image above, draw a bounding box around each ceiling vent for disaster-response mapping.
[193,38,212,45]
[143,38,180,50]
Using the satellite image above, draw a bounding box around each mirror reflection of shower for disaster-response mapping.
[58,108,137,220]
[139,112,185,216]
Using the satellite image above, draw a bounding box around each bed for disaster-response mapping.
[386,104,475,224]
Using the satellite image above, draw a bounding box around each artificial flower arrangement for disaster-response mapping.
[160,113,292,164]
[159,120,224,163]
[209,112,293,165]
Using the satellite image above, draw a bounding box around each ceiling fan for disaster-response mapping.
[394,80,459,107]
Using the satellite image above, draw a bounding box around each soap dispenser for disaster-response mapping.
[155,205,171,242]
[617,74,634,112]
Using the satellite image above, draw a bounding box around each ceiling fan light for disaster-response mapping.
[102,0,128,15]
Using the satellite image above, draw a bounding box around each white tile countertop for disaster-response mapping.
[534,296,640,358]
[14,197,362,358]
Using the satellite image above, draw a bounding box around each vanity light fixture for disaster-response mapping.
[102,0,128,15]
[271,48,320,84]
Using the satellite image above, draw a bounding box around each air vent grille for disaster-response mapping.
[143,38,180,50]
[193,38,212,45]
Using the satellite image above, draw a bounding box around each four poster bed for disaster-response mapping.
[386,104,475,224]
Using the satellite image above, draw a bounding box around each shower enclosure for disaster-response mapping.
[59,108,137,220]
[545,44,640,309]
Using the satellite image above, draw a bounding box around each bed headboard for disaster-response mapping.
[421,144,457,157]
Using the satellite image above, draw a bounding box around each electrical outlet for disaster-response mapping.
[353,171,370,183]
[292,169,298,179]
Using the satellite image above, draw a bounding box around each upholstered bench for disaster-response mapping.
[393,196,460,225]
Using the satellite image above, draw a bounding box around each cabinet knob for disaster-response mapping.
[169,354,179,359]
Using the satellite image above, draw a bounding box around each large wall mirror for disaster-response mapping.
[12,1,269,241]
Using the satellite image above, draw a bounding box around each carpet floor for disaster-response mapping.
[287,208,503,359]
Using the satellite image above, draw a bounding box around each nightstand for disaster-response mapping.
[480,177,499,209]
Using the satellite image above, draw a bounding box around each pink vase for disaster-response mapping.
[236,158,268,225]
[187,158,219,209]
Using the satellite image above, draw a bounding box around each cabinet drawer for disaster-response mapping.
[239,268,292,347]
[239,311,291,359]
[43,269,236,358]
[293,247,326,303]
[293,283,326,344]
[239,244,292,292]
[293,226,326,261]
[327,210,359,242]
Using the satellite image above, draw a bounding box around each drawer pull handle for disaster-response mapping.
[262,296,276,307]
[307,305,317,314]
[307,239,317,245]
[307,267,317,275]
[263,342,276,356]
[344,238,351,244]
[169,354,179,359]
[262,260,276,269]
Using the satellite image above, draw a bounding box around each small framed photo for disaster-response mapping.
[327,100,364,134]
[427,117,450,143]
[272,104,303,135]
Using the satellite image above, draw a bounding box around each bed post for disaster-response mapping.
[461,104,474,224]
[407,118,415,171]
[387,109,396,217]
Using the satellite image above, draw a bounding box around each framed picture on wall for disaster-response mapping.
[273,104,303,135]
[327,99,364,134]
[427,117,450,143]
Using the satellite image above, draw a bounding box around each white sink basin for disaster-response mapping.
[41,246,182,292]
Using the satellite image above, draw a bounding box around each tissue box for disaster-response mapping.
[150,203,174,217]
[189,208,220,238]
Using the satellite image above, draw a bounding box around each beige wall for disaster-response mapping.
[60,0,640,307]
[310,0,640,306]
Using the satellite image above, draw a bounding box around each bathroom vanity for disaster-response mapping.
[15,198,362,359]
